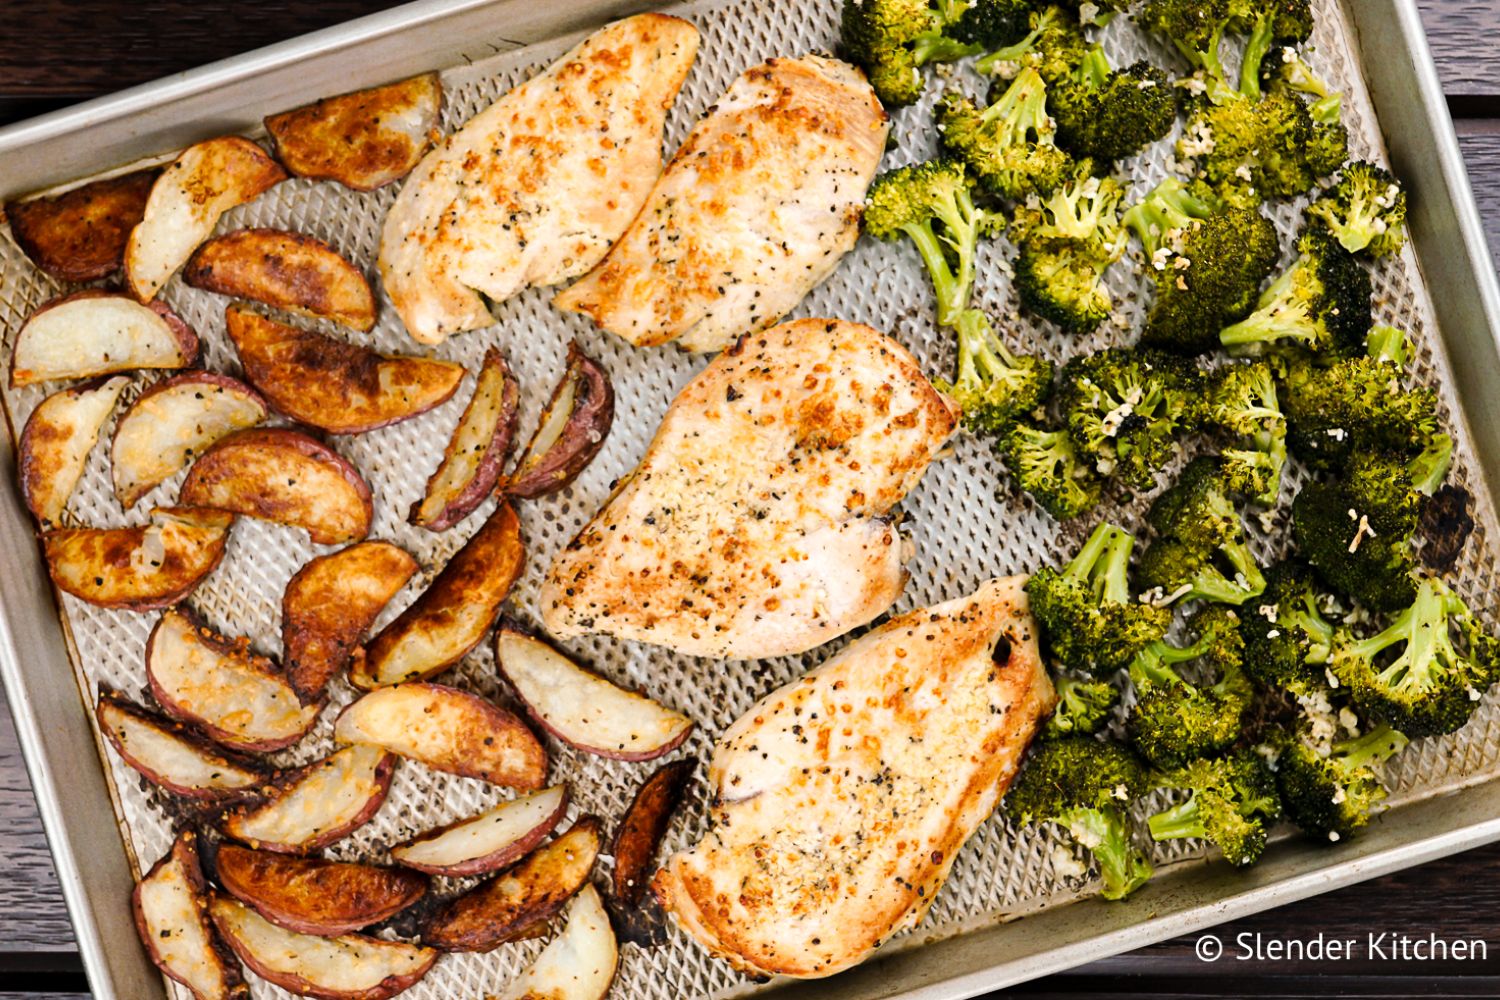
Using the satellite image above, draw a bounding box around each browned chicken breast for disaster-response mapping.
[653,576,1054,978]
[378,14,699,344]
[539,317,959,660]
[552,55,889,353]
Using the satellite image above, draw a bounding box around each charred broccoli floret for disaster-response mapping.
[1306,161,1408,258]
[1187,90,1347,207]
[1049,45,1175,164]
[1276,722,1409,841]
[1005,736,1153,900]
[1290,478,1419,614]
[1135,0,1237,100]
[938,308,1055,435]
[1044,673,1121,738]
[1147,750,1282,866]
[938,69,1074,200]
[1127,605,1254,767]
[1026,522,1172,674]
[976,4,1088,83]
[1011,162,1128,332]
[1219,228,1372,359]
[1140,457,1267,606]
[1203,361,1287,505]
[1059,349,1201,489]
[840,0,1032,107]
[998,421,1103,519]
[1240,560,1338,695]
[1261,44,1344,129]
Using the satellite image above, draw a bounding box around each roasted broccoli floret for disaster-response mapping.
[1005,737,1153,900]
[1135,0,1236,100]
[1044,673,1121,738]
[1234,0,1316,99]
[1140,457,1268,606]
[1181,90,1345,207]
[938,70,1075,200]
[1049,45,1175,163]
[1306,161,1408,258]
[1147,750,1282,866]
[938,308,1055,435]
[1290,478,1419,614]
[1219,228,1372,359]
[1275,722,1409,840]
[998,421,1103,520]
[1203,361,1287,506]
[1059,349,1200,489]
[976,4,1088,83]
[1127,605,1254,767]
[840,0,1032,107]
[1262,45,1343,128]
[1240,559,1338,695]
[1026,522,1172,674]
[1011,162,1128,332]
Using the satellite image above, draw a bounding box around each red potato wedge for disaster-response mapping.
[496,626,694,761]
[354,502,523,688]
[147,608,320,752]
[19,375,130,527]
[44,506,231,610]
[125,136,287,302]
[283,541,419,703]
[222,744,395,853]
[180,427,373,545]
[186,229,377,330]
[96,689,266,800]
[133,832,250,1000]
[390,784,569,877]
[490,885,617,1000]
[334,682,546,789]
[216,845,427,936]
[5,168,159,281]
[504,343,614,500]
[409,347,519,532]
[10,290,198,388]
[111,372,268,508]
[611,759,694,906]
[265,73,442,192]
[211,894,437,1000]
[422,817,602,952]
[224,304,462,434]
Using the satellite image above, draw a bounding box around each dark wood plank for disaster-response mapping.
[1418,0,1500,99]
[1457,129,1500,274]
[0,685,75,954]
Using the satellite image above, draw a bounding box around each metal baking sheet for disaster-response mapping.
[1,0,1498,998]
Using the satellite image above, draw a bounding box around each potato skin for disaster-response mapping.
[6,169,158,281]
[96,688,267,800]
[410,347,519,532]
[132,832,250,1000]
[10,290,199,388]
[43,506,232,610]
[612,759,694,906]
[215,845,427,936]
[505,342,615,500]
[222,746,396,853]
[19,375,130,527]
[186,229,377,331]
[390,785,570,877]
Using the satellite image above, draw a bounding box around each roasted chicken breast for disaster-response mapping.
[553,55,889,353]
[378,14,699,344]
[540,318,959,659]
[653,576,1054,978]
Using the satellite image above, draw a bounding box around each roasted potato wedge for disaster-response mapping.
[186,229,377,330]
[423,817,601,952]
[147,607,320,752]
[504,343,614,500]
[19,375,129,527]
[6,168,158,281]
[612,759,694,906]
[490,885,617,1000]
[222,744,395,853]
[180,427,373,545]
[133,832,250,1000]
[410,347,519,531]
[216,845,426,936]
[111,372,267,508]
[390,784,569,877]
[224,304,462,434]
[355,502,523,687]
[334,682,546,789]
[10,290,198,388]
[211,894,437,1000]
[496,625,694,761]
[125,136,286,302]
[97,689,266,800]
[283,541,418,702]
[265,73,442,191]
[44,506,231,610]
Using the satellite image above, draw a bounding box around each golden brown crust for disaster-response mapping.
[43,507,232,610]
[6,169,158,281]
[611,759,693,906]
[132,832,250,1000]
[186,229,377,330]
[215,845,427,936]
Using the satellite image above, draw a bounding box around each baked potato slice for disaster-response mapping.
[215,845,426,936]
[179,427,373,545]
[44,506,231,610]
[334,682,546,789]
[5,168,158,281]
[96,689,266,800]
[264,73,442,191]
[111,372,267,508]
[19,375,130,527]
[222,744,395,853]
[10,290,197,388]
[612,759,694,906]
[390,784,569,877]
[355,502,523,687]
[496,625,694,761]
[210,894,437,1000]
[224,304,462,434]
[147,607,320,752]
[409,347,519,531]
[504,343,614,500]
[186,229,377,330]
[422,817,601,952]
[490,885,617,1000]
[125,136,286,301]
[283,541,418,702]
[133,832,249,1000]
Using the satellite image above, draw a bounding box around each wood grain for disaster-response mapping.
[1458,132,1500,273]
[1418,0,1500,98]
[0,685,75,953]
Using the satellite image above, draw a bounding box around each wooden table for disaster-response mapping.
[2,2,1500,997]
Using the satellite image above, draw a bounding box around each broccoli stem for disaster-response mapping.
[1077,45,1111,89]
[1238,17,1276,102]
[1347,583,1462,697]
[1059,806,1152,901]
[901,220,969,326]
[1190,540,1268,604]
[1218,265,1315,351]
[912,32,982,66]
[976,12,1051,76]
[1146,796,1207,842]
[1131,637,1206,687]
[1366,324,1410,367]
[954,308,1022,387]
[1333,723,1409,770]
[1064,523,1136,606]
[1409,434,1454,496]
[1124,179,1220,255]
